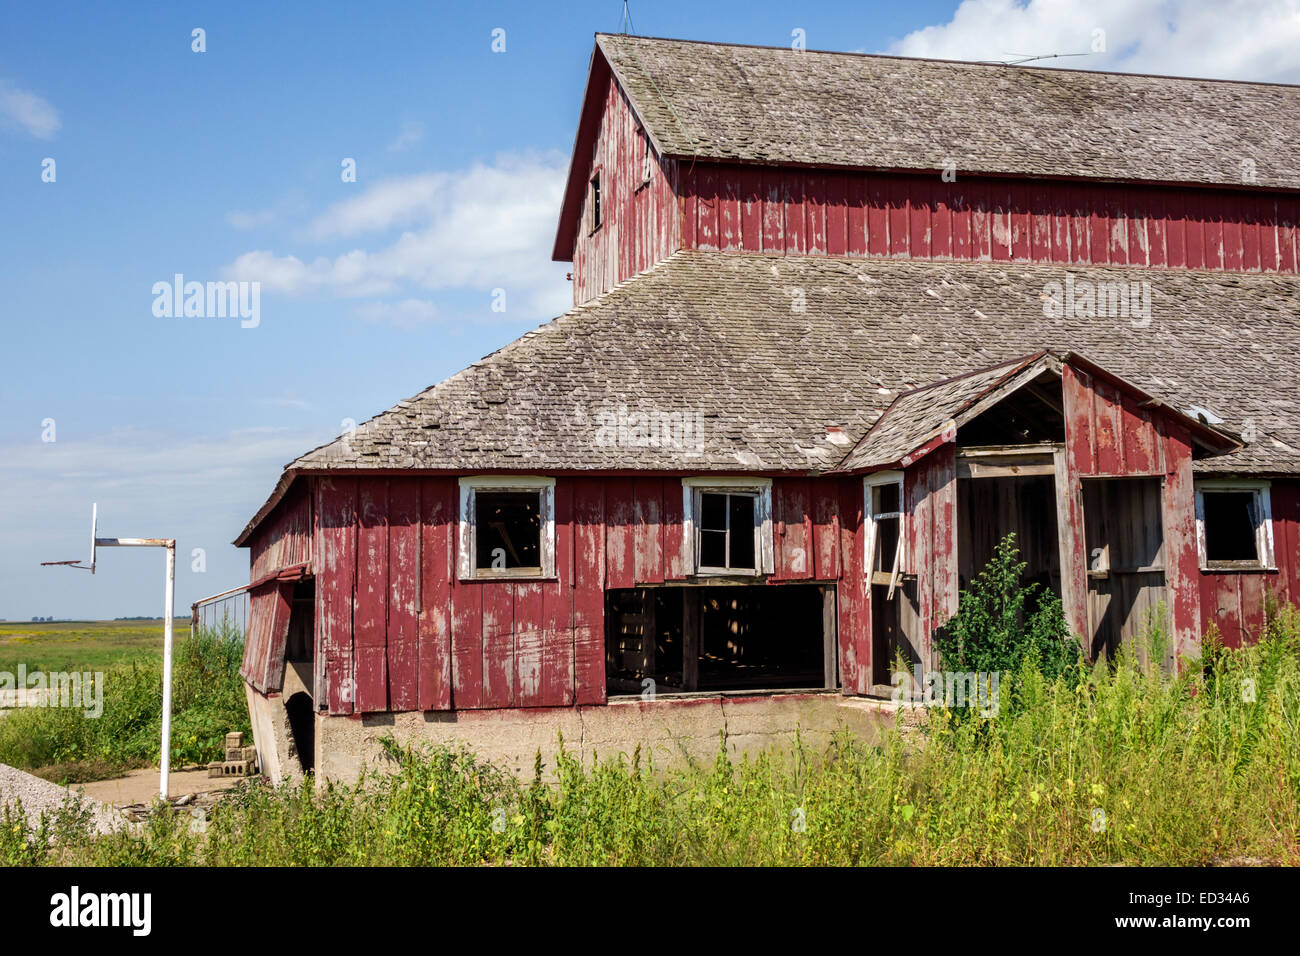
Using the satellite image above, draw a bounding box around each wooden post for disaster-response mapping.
[682,588,699,691]
[640,589,657,679]
[822,585,838,689]
[1053,446,1090,651]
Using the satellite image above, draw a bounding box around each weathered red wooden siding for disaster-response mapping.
[316,477,358,713]
[240,580,293,692]
[1199,479,1300,647]
[242,485,312,690]
[1062,364,1166,477]
[1061,363,1202,656]
[309,474,868,713]
[571,73,682,304]
[417,479,454,710]
[681,164,1300,275]
[837,477,869,694]
[1160,422,1202,661]
[904,445,959,668]
[249,485,312,580]
[773,478,814,580]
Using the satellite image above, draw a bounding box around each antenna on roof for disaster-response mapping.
[619,0,636,35]
[1000,51,1094,66]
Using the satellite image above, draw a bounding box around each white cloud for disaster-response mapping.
[889,0,1300,81]
[387,120,425,152]
[225,193,310,231]
[223,153,572,321]
[0,426,327,619]
[354,298,439,329]
[0,79,60,139]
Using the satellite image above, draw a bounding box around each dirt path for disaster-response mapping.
[75,768,244,806]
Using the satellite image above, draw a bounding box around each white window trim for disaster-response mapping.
[864,471,906,580]
[1194,478,1275,571]
[681,477,773,577]
[639,134,654,187]
[458,476,556,581]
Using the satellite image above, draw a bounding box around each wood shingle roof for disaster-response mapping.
[596,33,1300,191]
[289,251,1300,477]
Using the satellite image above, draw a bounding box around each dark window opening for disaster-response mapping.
[697,491,756,572]
[606,584,831,696]
[286,578,314,661]
[589,173,602,230]
[1203,491,1260,563]
[872,518,900,574]
[867,480,903,577]
[475,491,541,572]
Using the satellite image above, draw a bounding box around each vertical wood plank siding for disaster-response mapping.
[1061,364,1203,657]
[676,165,1300,277]
[1199,479,1300,647]
[282,463,1294,713]
[573,156,1299,302]
[571,74,681,304]
[309,475,870,714]
[904,444,959,669]
[241,484,313,688]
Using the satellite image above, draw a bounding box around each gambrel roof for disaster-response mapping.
[595,33,1300,190]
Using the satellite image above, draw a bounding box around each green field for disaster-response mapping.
[0,619,169,673]
[0,621,249,783]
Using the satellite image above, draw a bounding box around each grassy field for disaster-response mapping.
[5,606,1299,866]
[0,623,250,784]
[0,619,168,673]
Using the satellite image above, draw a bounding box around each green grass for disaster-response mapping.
[0,623,251,783]
[0,619,169,673]
[7,605,1300,867]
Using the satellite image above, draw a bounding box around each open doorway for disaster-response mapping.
[605,584,833,696]
[284,692,315,774]
[282,578,315,774]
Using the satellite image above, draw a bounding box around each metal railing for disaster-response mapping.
[190,583,251,639]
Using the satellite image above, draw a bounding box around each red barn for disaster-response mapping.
[235,35,1300,782]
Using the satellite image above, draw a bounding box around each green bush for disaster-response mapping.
[935,533,1082,683]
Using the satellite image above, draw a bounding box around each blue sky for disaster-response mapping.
[3,0,1298,620]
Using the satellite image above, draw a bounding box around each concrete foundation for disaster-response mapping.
[248,686,898,785]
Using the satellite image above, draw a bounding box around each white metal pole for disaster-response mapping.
[161,542,175,800]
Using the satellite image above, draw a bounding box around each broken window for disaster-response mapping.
[698,491,757,571]
[640,133,654,186]
[589,171,602,231]
[683,478,772,576]
[475,492,541,571]
[865,472,905,590]
[458,477,555,579]
[1196,481,1273,570]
